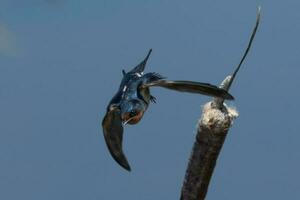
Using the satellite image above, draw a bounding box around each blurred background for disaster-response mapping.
[0,0,299,199]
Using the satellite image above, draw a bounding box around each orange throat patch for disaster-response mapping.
[122,111,144,125]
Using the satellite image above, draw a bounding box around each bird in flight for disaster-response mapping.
[102,49,234,171]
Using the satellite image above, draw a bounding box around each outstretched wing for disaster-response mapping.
[102,107,131,171]
[129,49,152,74]
[144,79,234,100]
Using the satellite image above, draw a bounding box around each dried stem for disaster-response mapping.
[225,6,261,92]
[180,7,261,200]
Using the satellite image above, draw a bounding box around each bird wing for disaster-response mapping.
[143,79,234,100]
[102,107,131,171]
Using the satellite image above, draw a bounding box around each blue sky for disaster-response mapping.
[0,0,299,199]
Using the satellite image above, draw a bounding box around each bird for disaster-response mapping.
[102,49,234,171]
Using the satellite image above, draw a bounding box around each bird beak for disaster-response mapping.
[122,118,133,126]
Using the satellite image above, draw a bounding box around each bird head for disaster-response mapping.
[121,99,146,125]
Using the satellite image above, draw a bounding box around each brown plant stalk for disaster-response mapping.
[180,7,261,200]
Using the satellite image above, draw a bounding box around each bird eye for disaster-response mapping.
[130,110,137,117]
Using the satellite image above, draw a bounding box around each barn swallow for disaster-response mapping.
[102,49,234,171]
